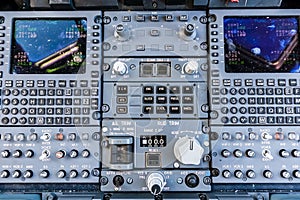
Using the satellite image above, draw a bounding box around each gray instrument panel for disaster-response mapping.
[0,7,299,200]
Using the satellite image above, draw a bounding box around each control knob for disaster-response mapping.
[183,61,198,75]
[114,24,131,41]
[180,23,196,41]
[112,61,128,75]
[173,136,204,165]
[146,172,166,195]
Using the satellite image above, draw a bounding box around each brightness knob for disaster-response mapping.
[183,61,198,75]
[112,61,128,75]
[146,172,166,195]
[173,136,204,165]
[114,24,131,41]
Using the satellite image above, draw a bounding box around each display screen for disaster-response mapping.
[224,16,300,73]
[11,18,87,74]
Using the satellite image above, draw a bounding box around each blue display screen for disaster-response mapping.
[11,18,87,74]
[224,16,300,73]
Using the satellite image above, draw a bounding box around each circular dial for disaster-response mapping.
[180,23,196,41]
[112,61,128,75]
[146,172,166,195]
[183,61,199,75]
[114,24,131,41]
[173,136,204,165]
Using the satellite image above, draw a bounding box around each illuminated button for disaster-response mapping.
[92,25,100,30]
[183,86,193,94]
[117,86,128,94]
[179,15,188,21]
[156,86,167,94]
[92,39,100,44]
[156,96,167,104]
[143,86,154,94]
[56,150,66,159]
[150,29,160,36]
[117,106,128,114]
[143,106,154,114]
[156,106,167,114]
[169,106,180,114]
[122,16,131,22]
[183,106,193,114]
[143,96,154,104]
[150,15,159,21]
[136,15,145,22]
[165,15,174,21]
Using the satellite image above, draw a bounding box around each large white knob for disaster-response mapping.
[146,172,166,195]
[180,24,196,41]
[174,136,204,165]
[112,61,128,75]
[114,24,131,41]
[183,61,198,75]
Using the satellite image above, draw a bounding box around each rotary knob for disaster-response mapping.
[114,24,131,41]
[112,61,128,75]
[180,23,196,41]
[183,61,198,75]
[173,136,204,165]
[146,172,166,195]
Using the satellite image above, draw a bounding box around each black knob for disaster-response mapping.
[185,173,199,188]
[1,150,10,158]
[0,170,10,178]
[12,170,21,178]
[40,170,50,178]
[113,175,124,187]
[184,24,195,36]
[279,149,290,158]
[151,184,161,195]
[23,170,33,178]
[13,150,22,158]
[263,170,273,179]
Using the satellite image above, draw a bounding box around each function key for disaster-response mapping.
[136,15,145,22]
[170,96,180,104]
[93,25,100,30]
[278,79,286,86]
[122,16,131,22]
[5,80,13,87]
[179,15,188,21]
[183,86,193,94]
[69,80,77,87]
[143,86,154,94]
[150,15,159,21]
[183,106,193,114]
[37,80,45,87]
[165,15,174,21]
[245,79,253,86]
[0,26,5,30]
[156,86,167,94]
[156,96,167,104]
[267,79,275,86]
[92,32,100,37]
[289,79,297,86]
[143,96,154,104]
[48,80,56,87]
[80,80,88,87]
[211,38,218,43]
[256,79,264,86]
[234,79,242,86]
[211,24,218,28]
[117,85,128,94]
[58,80,66,87]
[156,106,167,114]
[0,33,4,37]
[182,96,193,104]
[170,106,180,114]
[143,106,154,114]
[117,106,128,114]
[170,86,180,94]
[223,79,231,86]
[16,80,24,87]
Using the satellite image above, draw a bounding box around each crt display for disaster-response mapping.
[11,18,87,74]
[224,16,300,73]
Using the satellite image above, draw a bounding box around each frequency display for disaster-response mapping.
[11,18,87,74]
[224,16,300,73]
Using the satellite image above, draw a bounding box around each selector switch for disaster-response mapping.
[180,24,196,41]
[183,61,198,75]
[114,24,131,41]
[146,172,166,195]
[112,61,128,75]
[174,136,204,165]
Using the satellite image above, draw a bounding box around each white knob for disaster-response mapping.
[183,61,198,75]
[146,172,166,195]
[173,136,204,165]
[114,24,131,41]
[112,61,128,75]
